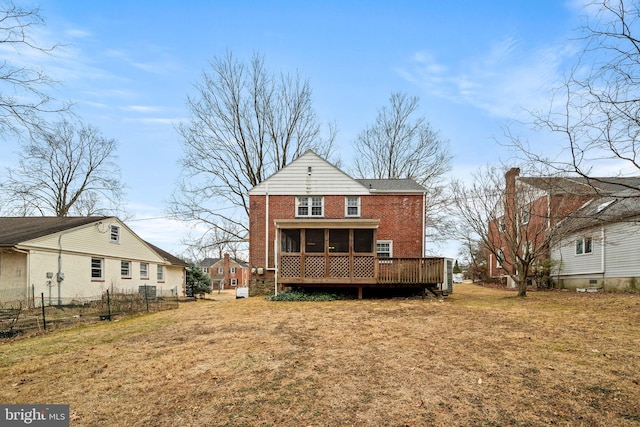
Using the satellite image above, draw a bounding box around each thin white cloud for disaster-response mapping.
[121,105,164,113]
[398,36,577,120]
[65,28,91,38]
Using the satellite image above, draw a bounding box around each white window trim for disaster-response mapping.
[121,260,131,278]
[296,196,324,217]
[91,257,104,280]
[140,263,149,279]
[230,267,237,274]
[575,236,593,255]
[217,267,223,274]
[110,224,120,243]
[376,240,393,258]
[345,196,361,217]
[230,278,238,286]
[157,265,165,281]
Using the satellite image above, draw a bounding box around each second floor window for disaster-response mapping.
[346,196,361,217]
[230,267,237,274]
[217,267,223,274]
[110,224,120,243]
[296,196,324,217]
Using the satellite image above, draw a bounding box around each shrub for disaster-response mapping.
[266,290,340,302]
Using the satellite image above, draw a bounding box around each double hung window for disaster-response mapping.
[296,196,324,217]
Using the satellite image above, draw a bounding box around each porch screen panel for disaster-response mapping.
[354,229,374,253]
[281,229,301,252]
[329,229,349,252]
[305,229,325,253]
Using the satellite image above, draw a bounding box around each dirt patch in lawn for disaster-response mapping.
[1,284,639,426]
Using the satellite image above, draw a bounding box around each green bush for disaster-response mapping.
[266,290,340,302]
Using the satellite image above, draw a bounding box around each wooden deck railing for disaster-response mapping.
[376,257,445,285]
[278,255,445,286]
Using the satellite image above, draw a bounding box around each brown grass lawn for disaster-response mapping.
[1,284,640,426]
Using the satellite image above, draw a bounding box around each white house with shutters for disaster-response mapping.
[0,216,187,304]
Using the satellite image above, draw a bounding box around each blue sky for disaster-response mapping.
[3,0,591,258]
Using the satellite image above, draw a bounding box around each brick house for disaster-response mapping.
[247,150,449,297]
[488,168,640,288]
[199,253,249,290]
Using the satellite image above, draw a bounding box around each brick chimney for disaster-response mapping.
[223,253,230,289]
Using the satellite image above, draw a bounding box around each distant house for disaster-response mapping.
[247,150,449,298]
[199,253,249,290]
[0,216,188,305]
[550,191,640,290]
[489,168,640,290]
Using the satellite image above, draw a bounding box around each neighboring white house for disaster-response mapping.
[550,192,640,290]
[0,216,187,305]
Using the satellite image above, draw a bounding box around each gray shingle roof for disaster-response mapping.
[555,190,640,234]
[356,179,426,192]
[0,216,110,246]
[519,176,640,195]
[0,216,188,267]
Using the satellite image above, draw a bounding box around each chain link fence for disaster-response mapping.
[1,287,179,339]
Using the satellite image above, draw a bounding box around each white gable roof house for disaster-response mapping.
[550,191,640,291]
[0,216,187,305]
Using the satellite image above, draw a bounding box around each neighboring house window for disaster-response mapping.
[202,267,208,274]
[345,196,361,217]
[157,265,165,281]
[217,267,223,274]
[121,260,131,278]
[498,218,506,232]
[376,240,393,258]
[140,263,149,279]
[230,278,238,286]
[110,224,120,243]
[521,208,530,224]
[296,196,324,217]
[576,237,593,255]
[230,267,237,274]
[91,258,104,280]
[496,249,505,268]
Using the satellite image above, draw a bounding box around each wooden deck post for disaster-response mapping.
[358,287,363,300]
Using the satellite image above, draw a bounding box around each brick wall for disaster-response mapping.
[249,193,425,292]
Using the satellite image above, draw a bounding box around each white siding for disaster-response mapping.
[552,221,640,279]
[21,218,164,263]
[0,252,28,300]
[603,222,640,278]
[1,217,186,302]
[249,151,369,196]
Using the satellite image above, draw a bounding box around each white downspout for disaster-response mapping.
[422,191,427,256]
[600,226,605,278]
[265,183,269,268]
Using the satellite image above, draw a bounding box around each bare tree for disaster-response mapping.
[351,92,453,248]
[0,2,67,137]
[451,165,592,297]
[170,51,337,244]
[511,0,640,194]
[181,219,247,262]
[455,223,489,282]
[1,119,124,216]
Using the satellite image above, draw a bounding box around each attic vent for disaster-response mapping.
[307,166,312,176]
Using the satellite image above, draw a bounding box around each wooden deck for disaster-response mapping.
[278,255,445,288]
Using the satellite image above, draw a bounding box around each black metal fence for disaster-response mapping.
[1,290,179,339]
